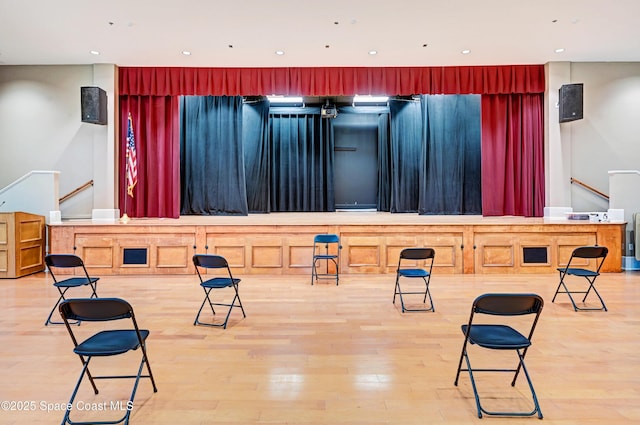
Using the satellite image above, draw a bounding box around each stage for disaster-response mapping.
[47,212,625,275]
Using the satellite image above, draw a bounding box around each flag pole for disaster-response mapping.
[120,115,130,224]
[120,151,130,223]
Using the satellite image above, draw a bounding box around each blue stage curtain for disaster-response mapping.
[242,98,271,213]
[389,98,422,213]
[268,108,335,212]
[419,95,482,214]
[179,96,248,215]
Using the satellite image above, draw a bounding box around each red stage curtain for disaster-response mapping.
[119,96,181,218]
[481,94,545,217]
[119,65,544,96]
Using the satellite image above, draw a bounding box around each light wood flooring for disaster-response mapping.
[1,271,639,424]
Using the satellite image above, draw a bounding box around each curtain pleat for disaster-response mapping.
[242,99,271,213]
[377,113,391,212]
[481,94,545,217]
[119,95,180,218]
[269,112,334,211]
[389,99,422,213]
[179,96,248,215]
[120,65,545,96]
[419,95,482,214]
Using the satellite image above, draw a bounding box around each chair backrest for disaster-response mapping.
[59,298,134,322]
[45,254,85,269]
[399,247,435,261]
[472,293,544,316]
[571,246,608,260]
[314,234,340,244]
[193,254,229,270]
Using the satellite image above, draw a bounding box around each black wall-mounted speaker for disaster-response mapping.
[81,86,107,125]
[559,83,583,123]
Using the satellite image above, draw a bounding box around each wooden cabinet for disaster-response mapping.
[0,212,45,278]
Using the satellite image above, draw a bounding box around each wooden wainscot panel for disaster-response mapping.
[423,234,464,274]
[0,220,7,244]
[81,246,115,269]
[251,245,283,270]
[18,244,44,274]
[286,235,316,274]
[18,219,42,242]
[343,235,382,273]
[384,235,420,273]
[556,233,597,269]
[70,235,115,275]
[0,249,7,273]
[477,243,515,273]
[156,245,190,269]
[207,236,247,272]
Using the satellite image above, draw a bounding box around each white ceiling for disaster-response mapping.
[1,0,639,67]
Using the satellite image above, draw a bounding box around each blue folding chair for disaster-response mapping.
[311,234,342,285]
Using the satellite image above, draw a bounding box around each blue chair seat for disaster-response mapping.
[74,329,149,356]
[200,277,239,289]
[462,324,531,350]
[53,277,98,288]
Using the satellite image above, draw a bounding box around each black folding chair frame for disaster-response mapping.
[193,254,246,329]
[59,298,157,425]
[454,293,544,419]
[45,254,99,326]
[393,248,435,313]
[552,246,608,312]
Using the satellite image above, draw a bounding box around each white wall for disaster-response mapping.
[550,62,640,212]
[0,65,117,219]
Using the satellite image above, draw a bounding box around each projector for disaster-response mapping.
[321,104,337,118]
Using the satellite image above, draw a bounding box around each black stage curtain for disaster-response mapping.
[179,96,248,215]
[268,107,335,211]
[389,98,422,213]
[242,98,271,213]
[179,96,481,215]
[419,95,482,214]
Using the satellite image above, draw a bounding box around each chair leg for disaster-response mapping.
[195,289,245,328]
[394,278,434,312]
[553,277,607,311]
[194,289,216,326]
[46,289,80,326]
[455,348,543,419]
[62,353,157,425]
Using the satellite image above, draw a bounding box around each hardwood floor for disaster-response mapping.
[1,271,639,424]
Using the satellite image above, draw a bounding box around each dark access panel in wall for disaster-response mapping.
[333,113,379,209]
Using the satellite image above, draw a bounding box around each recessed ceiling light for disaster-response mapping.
[555,48,565,53]
[368,50,378,55]
[182,50,191,56]
[461,49,471,55]
[90,50,100,55]
[275,50,285,55]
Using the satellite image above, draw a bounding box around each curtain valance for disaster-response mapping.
[119,65,545,96]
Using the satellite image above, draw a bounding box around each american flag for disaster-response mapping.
[126,113,138,197]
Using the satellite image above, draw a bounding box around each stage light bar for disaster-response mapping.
[352,95,389,105]
[267,96,304,104]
